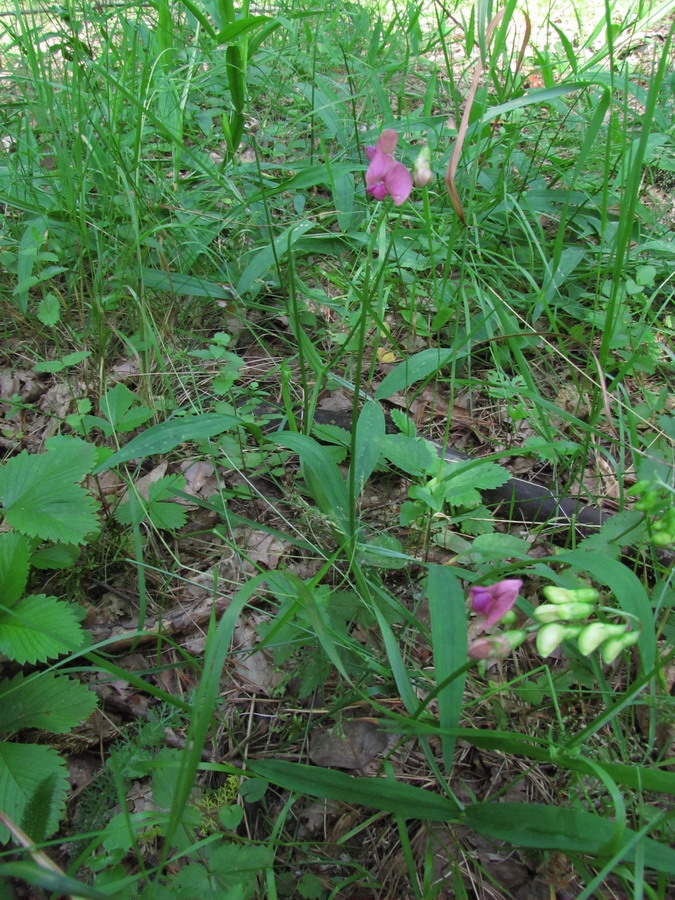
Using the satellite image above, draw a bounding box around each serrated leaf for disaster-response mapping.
[0,671,96,734]
[0,594,85,664]
[0,742,69,843]
[43,434,99,480]
[93,413,240,473]
[147,498,187,531]
[0,437,99,544]
[37,293,60,326]
[0,532,32,607]
[441,461,511,509]
[457,506,495,536]
[381,433,437,476]
[30,543,81,570]
[100,383,154,433]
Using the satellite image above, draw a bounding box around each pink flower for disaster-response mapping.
[468,630,526,660]
[469,579,522,630]
[365,129,413,206]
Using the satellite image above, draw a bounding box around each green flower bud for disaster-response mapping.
[413,145,433,187]
[503,628,527,650]
[577,622,628,656]
[543,586,599,605]
[536,623,581,657]
[601,631,640,664]
[500,610,517,626]
[533,602,595,623]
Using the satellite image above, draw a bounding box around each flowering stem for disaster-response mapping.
[348,203,392,548]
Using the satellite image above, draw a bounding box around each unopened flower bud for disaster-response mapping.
[600,631,640,664]
[467,629,526,660]
[536,623,581,657]
[413,146,433,188]
[533,602,595,623]
[543,586,599,605]
[577,622,628,656]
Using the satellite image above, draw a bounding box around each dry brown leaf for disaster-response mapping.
[309,718,388,769]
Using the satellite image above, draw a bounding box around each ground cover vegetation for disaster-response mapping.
[0,0,674,895]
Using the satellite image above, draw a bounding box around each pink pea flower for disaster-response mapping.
[365,129,413,206]
[468,630,527,660]
[469,579,523,631]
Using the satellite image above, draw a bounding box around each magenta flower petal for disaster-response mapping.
[365,149,395,186]
[385,161,413,205]
[469,579,522,630]
[376,129,399,154]
[367,182,389,200]
[365,145,377,161]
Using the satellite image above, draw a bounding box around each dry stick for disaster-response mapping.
[445,10,531,221]
[445,11,505,222]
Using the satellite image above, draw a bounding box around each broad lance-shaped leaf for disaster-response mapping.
[249,759,460,822]
[0,671,96,735]
[93,413,240,474]
[0,437,99,544]
[0,594,86,665]
[0,743,69,844]
[465,802,675,874]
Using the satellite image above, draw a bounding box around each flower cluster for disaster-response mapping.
[533,587,639,663]
[465,581,640,666]
[364,131,432,206]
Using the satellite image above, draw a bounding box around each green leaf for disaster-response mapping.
[116,475,188,530]
[249,759,460,822]
[0,438,99,544]
[0,532,31,607]
[30,543,81,570]
[147,475,188,530]
[426,567,467,772]
[554,551,655,671]
[465,802,675,874]
[0,594,86,664]
[215,14,269,44]
[139,266,233,298]
[93,413,240,474]
[380,433,437,476]
[0,671,96,734]
[270,432,349,532]
[0,863,111,899]
[0,742,68,843]
[37,292,60,327]
[33,350,90,374]
[440,460,511,509]
[351,401,385,496]
[237,221,314,296]
[375,346,469,400]
[100,383,154,433]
